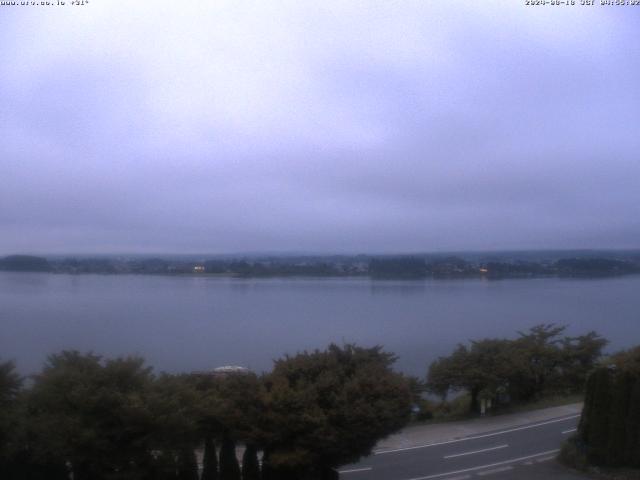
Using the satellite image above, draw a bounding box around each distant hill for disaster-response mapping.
[0,255,51,272]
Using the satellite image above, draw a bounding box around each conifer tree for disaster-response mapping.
[583,367,611,464]
[219,435,241,480]
[625,380,640,467]
[241,444,260,480]
[177,448,199,480]
[153,451,179,480]
[202,436,219,480]
[577,346,640,468]
[606,371,633,465]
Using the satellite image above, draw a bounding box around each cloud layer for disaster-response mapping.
[1,1,639,254]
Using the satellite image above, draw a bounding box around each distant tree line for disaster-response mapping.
[1,254,640,279]
[426,325,608,414]
[0,344,412,480]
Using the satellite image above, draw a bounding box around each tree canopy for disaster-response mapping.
[427,325,607,413]
[1,344,412,480]
[261,344,412,478]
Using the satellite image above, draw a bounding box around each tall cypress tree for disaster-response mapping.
[585,368,612,465]
[219,436,241,480]
[177,448,199,480]
[578,347,640,469]
[154,451,179,480]
[260,450,274,480]
[202,436,219,480]
[625,375,640,467]
[241,444,260,480]
[606,371,633,466]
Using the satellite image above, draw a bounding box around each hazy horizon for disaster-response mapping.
[3,247,640,260]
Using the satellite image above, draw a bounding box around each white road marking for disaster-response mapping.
[375,415,579,455]
[442,476,471,480]
[339,467,373,474]
[402,449,560,480]
[477,466,513,476]
[561,428,577,434]
[443,444,508,459]
[535,456,555,463]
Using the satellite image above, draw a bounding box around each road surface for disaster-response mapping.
[339,413,584,480]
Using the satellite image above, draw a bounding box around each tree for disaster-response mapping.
[369,257,427,278]
[0,255,50,272]
[242,444,261,480]
[147,373,203,477]
[427,340,516,413]
[509,324,567,401]
[219,435,241,480]
[0,361,23,477]
[201,435,219,480]
[177,447,199,480]
[558,331,608,393]
[427,325,608,413]
[577,346,640,468]
[260,344,412,479]
[25,351,157,480]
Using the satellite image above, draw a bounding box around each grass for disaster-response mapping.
[559,436,640,480]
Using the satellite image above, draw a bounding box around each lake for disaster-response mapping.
[1,272,639,376]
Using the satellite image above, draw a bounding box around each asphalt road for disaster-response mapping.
[339,414,582,480]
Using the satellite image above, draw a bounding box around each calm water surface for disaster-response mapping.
[1,272,639,376]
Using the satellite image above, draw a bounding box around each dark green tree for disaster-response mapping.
[577,346,640,468]
[151,451,179,480]
[177,447,199,480]
[427,339,515,413]
[427,325,607,413]
[242,444,260,480]
[558,331,608,393]
[260,344,412,479]
[219,435,241,480]
[201,435,219,480]
[0,361,23,478]
[25,351,157,480]
[509,324,566,401]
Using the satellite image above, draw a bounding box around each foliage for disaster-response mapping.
[0,255,50,272]
[261,344,412,477]
[577,346,640,468]
[24,351,159,480]
[177,448,199,480]
[427,325,607,413]
[219,436,241,480]
[1,344,413,479]
[0,361,23,477]
[201,436,219,480]
[242,444,260,480]
[369,257,427,278]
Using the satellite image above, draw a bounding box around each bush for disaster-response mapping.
[577,346,640,469]
[559,435,589,471]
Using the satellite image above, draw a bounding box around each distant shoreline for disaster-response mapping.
[2,253,640,280]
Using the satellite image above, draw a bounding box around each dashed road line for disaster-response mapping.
[535,456,555,463]
[476,466,513,476]
[444,444,508,459]
[339,467,373,474]
[561,428,577,434]
[402,449,560,480]
[375,415,579,455]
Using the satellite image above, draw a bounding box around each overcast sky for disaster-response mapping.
[1,1,639,255]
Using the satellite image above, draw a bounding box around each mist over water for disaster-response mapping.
[2,272,639,377]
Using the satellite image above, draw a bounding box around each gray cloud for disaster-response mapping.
[1,1,639,254]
